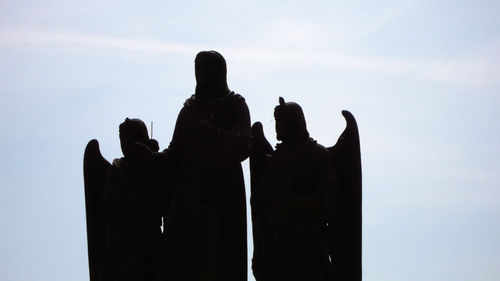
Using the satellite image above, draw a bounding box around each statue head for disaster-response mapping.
[274,97,309,143]
[195,51,230,98]
[119,118,156,158]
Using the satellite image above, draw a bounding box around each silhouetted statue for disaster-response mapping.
[163,51,251,281]
[83,118,165,281]
[250,98,362,281]
[250,97,333,281]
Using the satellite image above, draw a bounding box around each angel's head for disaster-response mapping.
[119,118,157,158]
[274,97,309,143]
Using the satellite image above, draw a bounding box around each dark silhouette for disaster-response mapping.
[250,98,362,281]
[327,110,362,281]
[249,122,273,281]
[163,51,251,281]
[83,52,361,281]
[250,98,333,281]
[84,140,111,281]
[84,118,165,281]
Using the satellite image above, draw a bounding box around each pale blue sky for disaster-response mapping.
[0,1,499,280]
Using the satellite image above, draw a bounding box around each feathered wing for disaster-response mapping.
[327,110,362,281]
[83,139,111,281]
[249,122,273,279]
[250,122,273,186]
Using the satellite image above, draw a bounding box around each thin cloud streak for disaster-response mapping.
[0,29,498,85]
[342,1,418,42]
[0,29,199,55]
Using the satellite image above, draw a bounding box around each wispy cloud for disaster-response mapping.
[333,1,419,42]
[0,29,199,55]
[0,29,498,85]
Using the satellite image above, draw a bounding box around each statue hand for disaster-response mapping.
[131,141,153,162]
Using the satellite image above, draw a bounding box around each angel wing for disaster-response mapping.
[327,110,362,281]
[83,139,111,281]
[249,122,273,279]
[250,122,273,187]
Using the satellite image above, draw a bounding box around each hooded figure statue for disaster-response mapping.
[164,51,251,281]
[250,98,334,281]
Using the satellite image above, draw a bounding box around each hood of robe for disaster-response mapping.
[119,118,150,158]
[194,51,230,99]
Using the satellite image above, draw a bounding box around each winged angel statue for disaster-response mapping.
[250,98,362,281]
[83,118,165,281]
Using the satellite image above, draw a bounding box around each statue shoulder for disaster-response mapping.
[228,91,245,100]
[306,140,332,160]
[183,92,246,107]
[223,92,249,114]
[225,92,246,104]
[183,94,197,106]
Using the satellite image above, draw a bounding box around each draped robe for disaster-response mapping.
[164,91,250,281]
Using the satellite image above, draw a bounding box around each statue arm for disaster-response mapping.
[219,99,251,162]
[169,98,251,163]
[200,99,251,162]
